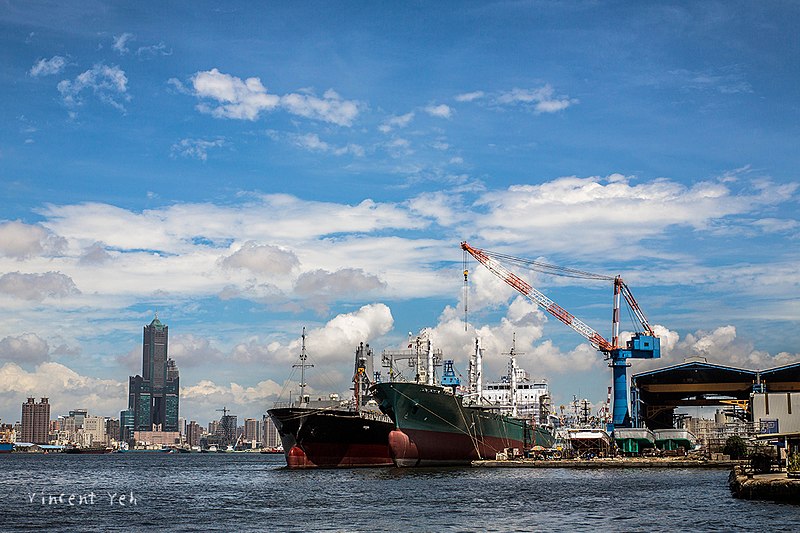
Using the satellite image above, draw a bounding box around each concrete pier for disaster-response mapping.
[728,466,800,503]
[473,457,741,468]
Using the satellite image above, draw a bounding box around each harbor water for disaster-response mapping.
[2,453,798,531]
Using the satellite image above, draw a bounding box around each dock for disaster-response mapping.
[728,466,800,503]
[473,457,741,468]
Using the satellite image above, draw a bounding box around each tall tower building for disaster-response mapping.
[128,315,180,432]
[21,397,50,444]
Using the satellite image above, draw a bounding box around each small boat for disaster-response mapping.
[260,446,284,454]
[64,445,113,454]
[116,447,173,453]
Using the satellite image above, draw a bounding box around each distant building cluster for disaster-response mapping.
[5,315,281,452]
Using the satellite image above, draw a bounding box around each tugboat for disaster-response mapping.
[267,329,394,468]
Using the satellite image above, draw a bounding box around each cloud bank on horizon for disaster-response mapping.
[1,2,798,423]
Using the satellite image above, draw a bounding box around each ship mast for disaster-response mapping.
[292,327,313,406]
[352,342,372,412]
[426,339,435,386]
[469,337,483,399]
[507,334,521,417]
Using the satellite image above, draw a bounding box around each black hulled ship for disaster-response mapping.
[267,331,393,468]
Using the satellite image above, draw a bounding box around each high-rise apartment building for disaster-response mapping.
[187,420,202,447]
[105,418,120,445]
[244,418,262,445]
[20,397,50,444]
[128,315,180,432]
[217,414,237,447]
[79,415,107,447]
[263,414,281,448]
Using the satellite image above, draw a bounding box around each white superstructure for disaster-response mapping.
[483,370,551,426]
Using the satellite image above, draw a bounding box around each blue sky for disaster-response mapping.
[1,1,798,425]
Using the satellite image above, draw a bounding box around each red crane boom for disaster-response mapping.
[461,241,613,352]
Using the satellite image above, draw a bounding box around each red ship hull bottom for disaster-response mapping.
[287,443,393,468]
[388,428,524,467]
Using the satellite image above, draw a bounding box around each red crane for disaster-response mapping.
[461,241,660,427]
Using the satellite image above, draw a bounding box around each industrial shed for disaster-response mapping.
[631,361,800,430]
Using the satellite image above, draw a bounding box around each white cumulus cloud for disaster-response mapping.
[291,133,364,156]
[379,112,415,133]
[221,241,299,276]
[112,33,134,54]
[0,272,80,301]
[472,174,795,256]
[0,333,51,366]
[192,68,280,120]
[29,55,67,77]
[170,138,225,161]
[0,362,126,420]
[190,70,360,125]
[455,91,485,102]
[425,104,452,118]
[281,89,359,126]
[0,220,66,259]
[57,63,130,111]
[496,85,577,113]
[637,324,799,372]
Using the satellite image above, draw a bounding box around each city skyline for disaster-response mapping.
[1,2,799,424]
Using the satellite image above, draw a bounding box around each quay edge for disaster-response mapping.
[473,458,743,468]
[728,466,800,503]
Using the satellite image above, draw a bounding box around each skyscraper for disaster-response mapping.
[128,315,180,432]
[119,408,135,442]
[21,397,50,444]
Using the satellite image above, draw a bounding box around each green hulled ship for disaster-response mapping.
[372,380,554,467]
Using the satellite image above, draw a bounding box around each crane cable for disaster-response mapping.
[477,248,614,281]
